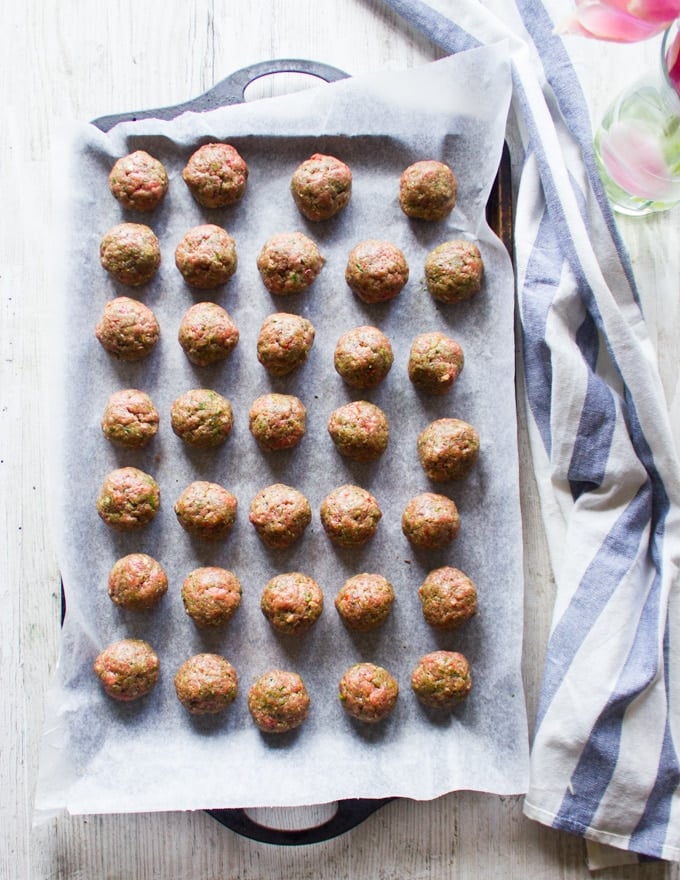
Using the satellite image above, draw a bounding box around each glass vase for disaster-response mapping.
[594,21,680,216]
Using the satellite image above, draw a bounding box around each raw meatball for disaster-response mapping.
[170,389,233,448]
[107,553,168,610]
[95,296,160,361]
[334,573,394,631]
[182,142,249,208]
[401,492,460,550]
[181,566,242,627]
[345,239,409,303]
[327,400,389,463]
[256,232,325,295]
[174,481,237,540]
[249,484,311,549]
[338,663,399,723]
[411,651,472,708]
[320,484,382,547]
[256,312,316,376]
[260,572,323,635]
[248,669,310,733]
[96,466,160,531]
[175,224,237,288]
[408,331,464,395]
[249,393,306,452]
[417,418,480,482]
[93,638,159,701]
[418,566,478,630]
[100,222,161,286]
[100,388,159,449]
[290,153,352,221]
[333,325,394,389]
[174,653,239,715]
[108,150,169,212]
[178,302,240,366]
[399,159,457,221]
[424,240,484,303]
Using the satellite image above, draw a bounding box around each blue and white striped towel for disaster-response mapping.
[381,0,680,866]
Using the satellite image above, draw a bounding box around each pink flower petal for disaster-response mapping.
[665,27,680,90]
[599,120,675,199]
[556,14,601,36]
[627,0,680,23]
[600,0,638,12]
[582,0,680,22]
[560,5,667,40]
[558,0,677,40]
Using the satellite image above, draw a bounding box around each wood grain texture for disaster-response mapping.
[2,1,678,878]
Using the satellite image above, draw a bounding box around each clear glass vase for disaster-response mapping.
[594,21,680,215]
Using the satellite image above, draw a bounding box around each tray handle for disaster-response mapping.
[91,59,350,132]
[206,798,394,846]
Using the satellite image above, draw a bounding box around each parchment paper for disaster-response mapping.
[36,44,529,817]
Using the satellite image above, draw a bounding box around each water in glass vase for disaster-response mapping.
[594,24,680,215]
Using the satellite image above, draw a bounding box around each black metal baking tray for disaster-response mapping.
[83,57,513,847]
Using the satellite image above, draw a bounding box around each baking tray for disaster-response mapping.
[79,58,514,847]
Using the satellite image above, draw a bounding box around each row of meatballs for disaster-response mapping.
[108,144,458,224]
[97,297,466,396]
[101,386,479,476]
[96,473,468,551]
[104,557,476,634]
[94,643,472,728]
[100,222,483,304]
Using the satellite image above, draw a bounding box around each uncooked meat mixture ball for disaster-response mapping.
[248,669,310,733]
[96,466,160,531]
[345,239,409,303]
[174,653,239,715]
[401,492,460,550]
[417,418,480,482]
[178,302,240,366]
[424,240,484,304]
[327,400,389,463]
[408,331,464,395]
[100,388,159,449]
[256,312,315,376]
[320,484,382,547]
[100,222,161,286]
[182,142,249,208]
[249,393,306,452]
[107,553,168,610]
[174,481,237,540]
[93,638,159,701]
[181,566,242,628]
[108,150,169,212]
[170,389,233,448]
[256,232,325,295]
[260,572,324,635]
[175,224,237,288]
[290,153,352,221]
[333,325,394,390]
[418,566,478,630]
[399,159,457,221]
[95,296,160,361]
[334,573,394,632]
[249,483,311,549]
[410,651,472,708]
[338,662,399,723]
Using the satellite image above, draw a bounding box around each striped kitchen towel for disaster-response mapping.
[380,0,680,866]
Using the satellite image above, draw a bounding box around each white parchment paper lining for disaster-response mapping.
[36,44,529,817]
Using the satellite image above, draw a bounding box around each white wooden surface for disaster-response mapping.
[2,1,679,878]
